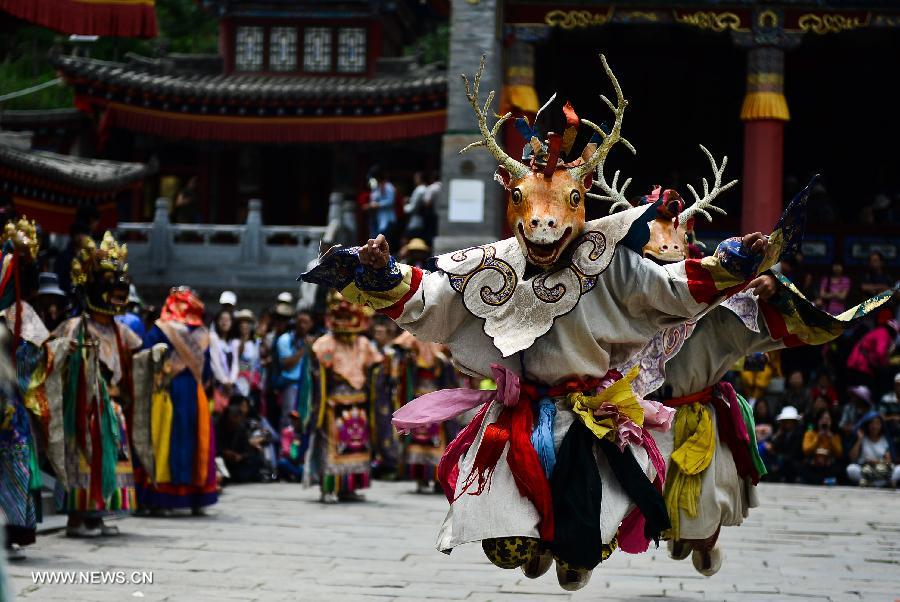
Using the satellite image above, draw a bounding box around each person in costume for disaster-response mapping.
[393,330,457,492]
[606,180,896,576]
[39,232,144,537]
[0,217,46,559]
[137,287,217,514]
[301,55,801,590]
[307,292,383,502]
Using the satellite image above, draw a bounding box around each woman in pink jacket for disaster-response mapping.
[847,319,898,394]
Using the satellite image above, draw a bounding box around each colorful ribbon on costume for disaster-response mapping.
[394,363,555,540]
[664,401,715,541]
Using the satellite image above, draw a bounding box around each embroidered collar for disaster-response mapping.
[434,203,657,357]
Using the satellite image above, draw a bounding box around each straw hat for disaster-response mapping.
[233,309,256,323]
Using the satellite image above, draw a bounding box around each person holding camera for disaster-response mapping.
[800,409,842,485]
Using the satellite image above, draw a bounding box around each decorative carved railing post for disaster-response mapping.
[148,197,171,272]
[239,198,265,264]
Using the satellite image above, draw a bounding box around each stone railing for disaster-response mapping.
[117,194,355,300]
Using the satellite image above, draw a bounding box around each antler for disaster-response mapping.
[678,144,738,224]
[459,55,530,181]
[587,161,634,213]
[570,54,635,184]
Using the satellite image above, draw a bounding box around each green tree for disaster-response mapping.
[0,0,218,110]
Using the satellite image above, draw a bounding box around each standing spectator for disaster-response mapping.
[767,406,804,483]
[817,262,851,314]
[800,409,843,485]
[34,272,68,332]
[859,251,892,298]
[209,309,239,414]
[846,412,900,487]
[275,310,314,428]
[368,168,397,241]
[404,171,430,241]
[846,319,898,393]
[424,171,441,246]
[219,291,237,314]
[172,176,200,223]
[234,309,262,402]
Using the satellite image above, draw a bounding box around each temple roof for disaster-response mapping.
[53,54,447,103]
[52,53,449,143]
[0,134,149,191]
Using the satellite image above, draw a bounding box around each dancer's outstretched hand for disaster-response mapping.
[360,234,390,269]
[748,275,778,300]
[741,232,769,255]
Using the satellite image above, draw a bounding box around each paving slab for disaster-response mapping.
[7,481,900,601]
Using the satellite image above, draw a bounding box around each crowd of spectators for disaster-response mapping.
[734,271,900,487]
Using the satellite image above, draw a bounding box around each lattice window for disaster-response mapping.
[337,27,367,73]
[269,27,298,72]
[235,26,264,72]
[303,27,333,72]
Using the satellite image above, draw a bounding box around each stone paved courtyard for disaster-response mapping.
[7,481,900,601]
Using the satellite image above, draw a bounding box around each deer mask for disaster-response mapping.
[460,55,634,269]
[590,144,737,265]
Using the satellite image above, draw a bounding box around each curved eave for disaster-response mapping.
[0,146,150,193]
[0,0,157,38]
[54,55,449,143]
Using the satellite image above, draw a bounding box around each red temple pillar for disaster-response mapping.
[739,45,790,234]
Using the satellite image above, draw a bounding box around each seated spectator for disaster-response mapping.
[245,396,278,481]
[753,397,774,427]
[858,251,892,299]
[879,373,900,451]
[840,386,873,440]
[765,406,804,483]
[278,411,307,482]
[800,409,843,485]
[739,352,775,403]
[216,403,265,483]
[803,395,832,430]
[809,371,838,408]
[816,263,851,314]
[846,412,900,487]
[780,370,810,414]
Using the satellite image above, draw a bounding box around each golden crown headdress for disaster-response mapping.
[71,231,129,288]
[1,216,39,261]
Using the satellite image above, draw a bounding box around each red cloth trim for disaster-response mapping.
[665,386,715,408]
[684,259,745,305]
[380,266,423,320]
[79,99,447,143]
[758,300,804,347]
[0,0,157,37]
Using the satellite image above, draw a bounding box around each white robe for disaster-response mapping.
[383,207,753,552]
[647,301,780,540]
